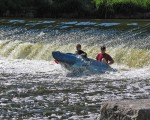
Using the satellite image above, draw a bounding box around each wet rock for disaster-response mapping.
[100,99,150,120]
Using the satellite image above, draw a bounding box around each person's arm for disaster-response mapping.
[96,54,99,61]
[81,52,87,58]
[108,59,114,65]
[107,55,114,65]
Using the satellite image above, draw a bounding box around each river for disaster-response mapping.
[0,19,149,120]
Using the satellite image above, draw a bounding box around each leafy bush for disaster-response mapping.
[0,0,149,18]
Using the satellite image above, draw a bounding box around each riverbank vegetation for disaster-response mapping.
[0,0,150,18]
[95,0,150,18]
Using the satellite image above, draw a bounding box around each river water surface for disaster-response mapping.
[0,19,150,120]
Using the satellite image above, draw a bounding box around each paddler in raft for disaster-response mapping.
[96,46,114,65]
[75,44,87,58]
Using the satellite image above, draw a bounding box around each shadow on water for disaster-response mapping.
[63,65,117,78]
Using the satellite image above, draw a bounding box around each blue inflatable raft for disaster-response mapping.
[52,51,112,73]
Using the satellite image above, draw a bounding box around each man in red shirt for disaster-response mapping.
[96,46,114,65]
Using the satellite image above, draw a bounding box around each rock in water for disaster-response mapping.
[100,99,150,120]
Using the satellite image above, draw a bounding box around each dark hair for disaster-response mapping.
[76,44,81,48]
[101,46,106,51]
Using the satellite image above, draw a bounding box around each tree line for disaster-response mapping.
[0,0,150,18]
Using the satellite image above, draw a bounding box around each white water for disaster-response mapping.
[0,56,149,119]
[0,19,150,119]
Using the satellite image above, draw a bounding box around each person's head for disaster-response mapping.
[76,44,81,50]
[101,46,106,53]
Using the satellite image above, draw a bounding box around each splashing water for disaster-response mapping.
[0,19,149,119]
[0,40,149,68]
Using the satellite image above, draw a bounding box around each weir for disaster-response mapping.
[0,40,149,68]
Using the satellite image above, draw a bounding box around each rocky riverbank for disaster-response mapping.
[100,99,150,120]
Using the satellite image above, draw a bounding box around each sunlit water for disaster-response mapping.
[0,19,150,120]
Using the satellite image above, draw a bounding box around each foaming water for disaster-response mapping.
[0,40,149,68]
[0,19,150,119]
[0,57,149,119]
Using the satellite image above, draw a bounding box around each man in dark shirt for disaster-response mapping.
[96,46,114,65]
[75,44,87,58]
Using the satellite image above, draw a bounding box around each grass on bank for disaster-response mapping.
[95,0,150,8]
